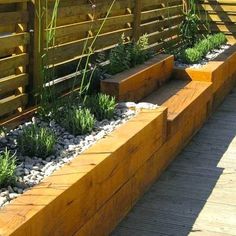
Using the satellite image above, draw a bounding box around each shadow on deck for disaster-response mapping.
[112,88,236,236]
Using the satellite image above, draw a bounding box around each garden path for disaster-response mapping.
[112,87,236,236]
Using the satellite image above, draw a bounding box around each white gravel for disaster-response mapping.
[0,102,158,208]
[175,44,231,69]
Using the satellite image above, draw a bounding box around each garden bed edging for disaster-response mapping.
[172,44,236,109]
[101,54,174,102]
[0,107,167,236]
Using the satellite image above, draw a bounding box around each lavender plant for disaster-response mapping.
[0,149,17,188]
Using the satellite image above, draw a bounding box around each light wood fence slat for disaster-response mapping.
[0,74,29,94]
[0,94,28,117]
[0,32,29,57]
[0,10,28,25]
[0,0,183,120]
[0,0,30,118]
[39,0,184,94]
[198,0,236,42]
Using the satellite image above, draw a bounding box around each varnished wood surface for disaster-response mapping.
[0,108,167,236]
[112,87,236,236]
[101,54,174,102]
[143,80,213,137]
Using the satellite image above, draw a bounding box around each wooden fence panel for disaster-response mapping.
[198,0,236,43]
[35,0,183,95]
[0,0,29,119]
[0,0,184,120]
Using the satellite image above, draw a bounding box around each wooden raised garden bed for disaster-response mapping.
[172,45,236,109]
[0,107,168,236]
[0,79,216,236]
[101,54,174,102]
[1,46,234,236]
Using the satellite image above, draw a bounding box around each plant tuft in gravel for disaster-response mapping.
[0,149,17,188]
[17,125,56,159]
[61,107,95,135]
[85,93,116,121]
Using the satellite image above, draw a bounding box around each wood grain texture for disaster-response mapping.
[198,0,236,43]
[101,54,174,102]
[0,107,167,236]
[0,79,218,236]
[0,0,30,118]
[76,80,213,236]
[34,0,183,95]
[172,44,236,109]
[112,87,236,236]
[143,80,213,137]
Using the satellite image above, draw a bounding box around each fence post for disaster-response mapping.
[133,0,142,41]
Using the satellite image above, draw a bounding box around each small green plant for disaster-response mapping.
[180,48,203,64]
[130,34,150,67]
[17,125,56,158]
[61,107,95,135]
[195,38,211,55]
[0,149,17,188]
[108,34,131,75]
[178,33,227,64]
[85,93,116,121]
[108,34,152,75]
[207,33,227,50]
[216,33,227,45]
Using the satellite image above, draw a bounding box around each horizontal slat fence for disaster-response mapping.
[0,0,184,121]
[0,0,29,119]
[198,0,236,43]
[37,0,184,95]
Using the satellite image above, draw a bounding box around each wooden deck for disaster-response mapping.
[112,87,236,236]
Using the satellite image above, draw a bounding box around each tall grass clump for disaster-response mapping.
[71,0,117,104]
[36,0,61,119]
[17,125,56,159]
[0,149,17,188]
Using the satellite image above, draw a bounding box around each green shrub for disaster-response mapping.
[178,33,227,64]
[61,107,95,135]
[0,149,17,188]
[208,35,220,49]
[195,38,211,56]
[108,34,131,75]
[108,34,151,74]
[18,125,56,158]
[207,33,227,50]
[85,93,116,121]
[181,48,203,64]
[130,34,150,67]
[213,33,227,47]
[217,32,227,45]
